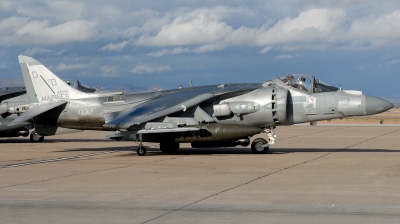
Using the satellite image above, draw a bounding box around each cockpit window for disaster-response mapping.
[279,74,311,92]
[313,78,338,93]
[279,74,338,93]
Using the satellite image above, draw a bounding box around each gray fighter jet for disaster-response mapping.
[0,87,33,139]
[9,55,393,155]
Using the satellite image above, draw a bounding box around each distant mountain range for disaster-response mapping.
[383,96,400,107]
[98,84,163,93]
[0,78,25,87]
[0,78,163,93]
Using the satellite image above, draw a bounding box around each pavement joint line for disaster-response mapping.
[0,143,161,169]
[139,127,400,224]
[0,150,123,169]
[0,155,187,190]
[140,156,324,224]
[341,128,400,150]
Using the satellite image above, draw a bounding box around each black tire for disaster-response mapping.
[160,141,180,153]
[137,146,147,156]
[251,138,269,154]
[30,131,44,143]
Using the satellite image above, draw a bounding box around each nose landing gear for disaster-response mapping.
[251,127,276,154]
[251,138,269,154]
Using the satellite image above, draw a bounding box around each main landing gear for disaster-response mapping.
[30,130,44,143]
[251,127,276,154]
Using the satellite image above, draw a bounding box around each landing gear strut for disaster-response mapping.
[136,132,146,156]
[30,130,44,143]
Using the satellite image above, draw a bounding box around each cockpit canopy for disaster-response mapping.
[63,79,97,93]
[278,74,338,93]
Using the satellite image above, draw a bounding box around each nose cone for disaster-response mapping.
[365,96,394,115]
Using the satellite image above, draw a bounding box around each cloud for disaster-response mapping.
[147,47,191,57]
[346,10,400,48]
[131,7,400,52]
[193,44,226,53]
[2,3,400,53]
[132,7,349,52]
[388,59,400,65]
[275,54,294,60]
[0,18,98,45]
[101,65,119,77]
[55,62,87,71]
[259,46,273,54]
[254,8,346,46]
[131,64,171,74]
[101,40,130,51]
[23,47,52,56]
[135,6,238,47]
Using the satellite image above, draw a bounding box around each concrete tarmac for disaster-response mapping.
[0,126,400,223]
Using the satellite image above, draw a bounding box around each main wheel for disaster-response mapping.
[251,138,269,154]
[137,146,147,156]
[30,131,44,143]
[160,141,180,153]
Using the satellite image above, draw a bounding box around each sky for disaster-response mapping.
[1,0,400,97]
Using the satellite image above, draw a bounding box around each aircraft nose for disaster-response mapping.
[364,95,394,115]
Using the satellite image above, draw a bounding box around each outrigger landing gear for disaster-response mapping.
[250,127,276,154]
[137,145,146,156]
[136,132,147,156]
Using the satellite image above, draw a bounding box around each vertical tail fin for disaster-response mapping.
[18,55,86,103]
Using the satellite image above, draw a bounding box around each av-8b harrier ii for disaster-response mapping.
[10,55,393,155]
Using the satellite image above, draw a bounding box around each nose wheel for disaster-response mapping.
[251,138,269,154]
[251,127,276,154]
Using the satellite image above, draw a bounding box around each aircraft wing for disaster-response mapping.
[105,84,259,129]
[105,92,215,129]
[9,100,67,126]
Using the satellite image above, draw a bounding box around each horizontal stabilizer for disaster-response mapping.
[9,100,67,126]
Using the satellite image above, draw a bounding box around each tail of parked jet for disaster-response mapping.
[18,55,87,103]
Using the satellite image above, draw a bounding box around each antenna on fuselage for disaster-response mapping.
[339,84,342,91]
[190,81,193,88]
